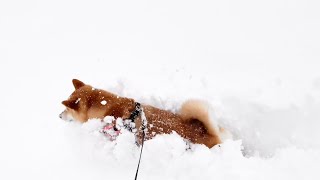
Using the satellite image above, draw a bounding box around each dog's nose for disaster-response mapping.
[59,113,62,119]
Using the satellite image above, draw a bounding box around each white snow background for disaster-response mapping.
[1,0,320,179]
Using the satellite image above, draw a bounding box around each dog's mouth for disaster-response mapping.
[59,110,74,122]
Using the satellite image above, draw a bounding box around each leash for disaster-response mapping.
[133,103,148,180]
[134,124,145,180]
[104,102,147,180]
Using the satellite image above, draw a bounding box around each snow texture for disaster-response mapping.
[75,98,81,104]
[1,0,320,179]
[100,100,107,105]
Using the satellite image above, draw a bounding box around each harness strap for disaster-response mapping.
[123,102,142,133]
[129,102,141,122]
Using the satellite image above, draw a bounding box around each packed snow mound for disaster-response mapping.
[46,119,319,180]
[219,97,320,156]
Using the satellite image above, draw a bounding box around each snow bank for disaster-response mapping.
[13,118,317,180]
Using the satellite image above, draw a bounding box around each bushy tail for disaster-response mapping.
[179,100,220,137]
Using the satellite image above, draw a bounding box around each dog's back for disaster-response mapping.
[135,100,226,148]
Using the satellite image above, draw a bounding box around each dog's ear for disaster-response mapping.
[72,79,85,89]
[62,99,79,110]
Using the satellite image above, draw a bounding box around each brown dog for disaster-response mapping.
[60,79,230,148]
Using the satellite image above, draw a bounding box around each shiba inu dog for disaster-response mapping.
[60,79,231,148]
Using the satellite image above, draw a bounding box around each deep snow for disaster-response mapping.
[1,0,320,179]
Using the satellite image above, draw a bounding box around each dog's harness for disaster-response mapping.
[124,102,143,132]
[129,102,142,121]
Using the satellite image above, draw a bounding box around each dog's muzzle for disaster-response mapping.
[59,110,73,121]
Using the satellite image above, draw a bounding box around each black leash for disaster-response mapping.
[128,102,147,180]
[134,124,146,180]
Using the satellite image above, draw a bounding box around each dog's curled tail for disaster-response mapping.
[179,100,220,137]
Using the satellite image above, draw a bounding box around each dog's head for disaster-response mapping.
[60,79,91,122]
[60,79,135,123]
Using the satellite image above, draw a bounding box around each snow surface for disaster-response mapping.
[1,0,320,179]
